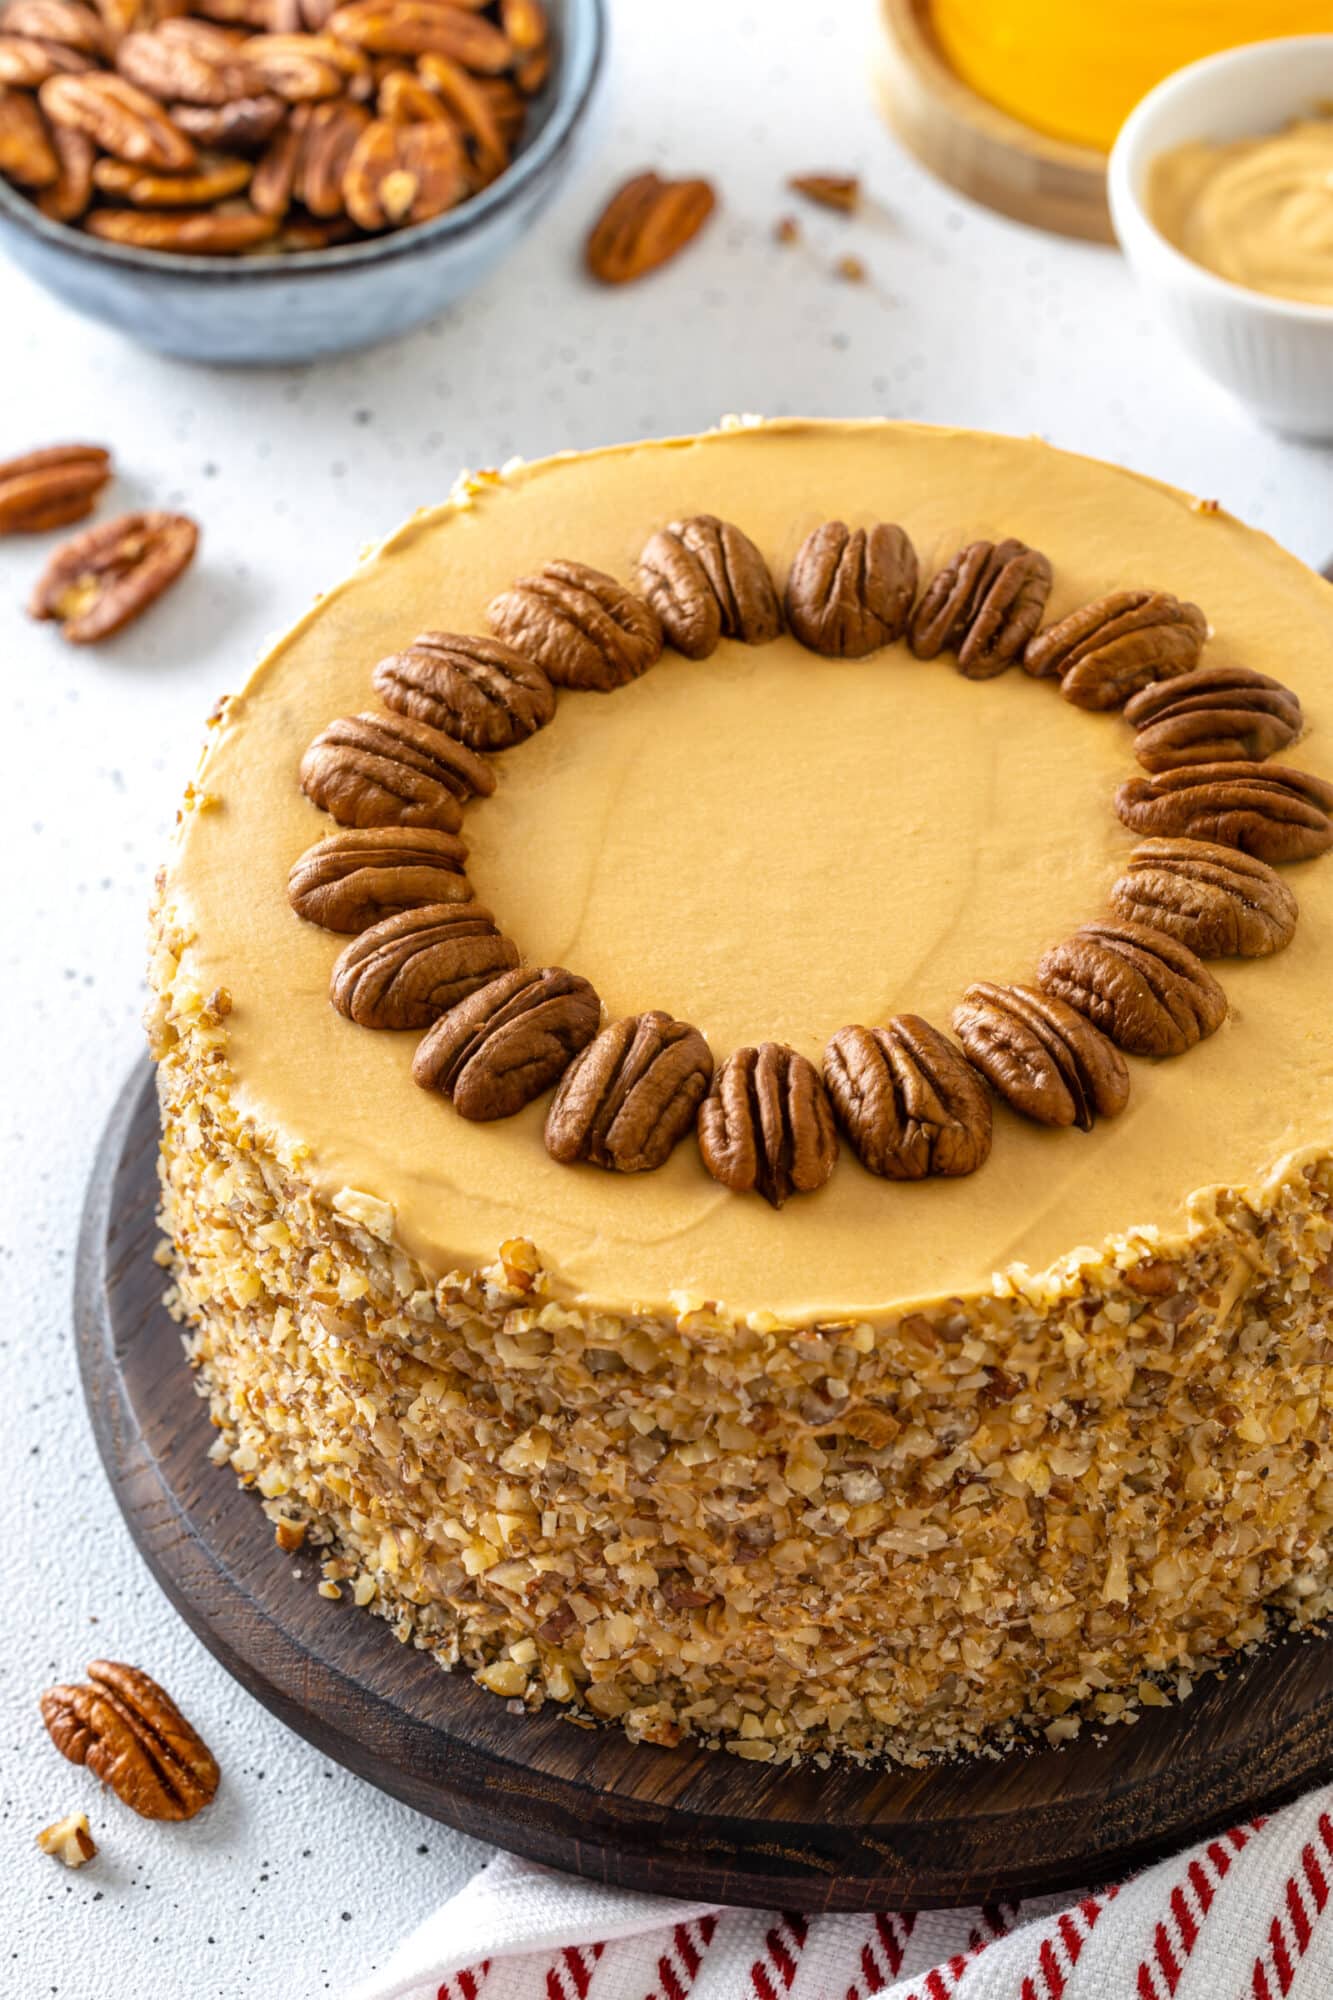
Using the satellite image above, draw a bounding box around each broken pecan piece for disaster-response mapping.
[908,538,1051,677]
[823,1016,992,1179]
[36,1811,97,1867]
[1023,589,1207,709]
[0,83,60,186]
[41,1661,219,1822]
[373,631,555,749]
[1110,838,1299,958]
[585,170,716,285]
[29,509,196,642]
[488,559,663,692]
[299,710,492,834]
[788,170,858,212]
[343,113,464,228]
[697,1041,838,1207]
[330,900,518,1029]
[784,519,918,658]
[288,824,469,932]
[1038,919,1227,1058]
[0,442,110,534]
[1114,762,1333,864]
[413,964,601,1119]
[545,1011,713,1173]
[40,69,196,167]
[1123,664,1303,771]
[952,982,1129,1130]
[637,513,782,659]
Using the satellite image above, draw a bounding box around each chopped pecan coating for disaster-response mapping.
[823,1016,992,1179]
[288,824,469,932]
[330,900,517,1029]
[372,630,555,749]
[299,710,493,835]
[0,442,110,534]
[1038,919,1227,1058]
[637,513,782,659]
[952,982,1129,1130]
[585,170,716,285]
[1124,664,1303,771]
[545,1010,713,1173]
[28,509,196,642]
[697,1041,838,1207]
[488,558,663,692]
[784,520,918,658]
[1110,837,1299,959]
[1023,589,1207,709]
[41,1661,219,1822]
[412,964,601,1120]
[908,538,1051,678]
[1115,761,1333,864]
[40,70,196,167]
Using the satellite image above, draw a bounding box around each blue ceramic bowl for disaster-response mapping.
[0,0,604,365]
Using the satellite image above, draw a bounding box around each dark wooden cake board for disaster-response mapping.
[73,1062,1333,1912]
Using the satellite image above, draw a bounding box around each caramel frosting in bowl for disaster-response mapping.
[161,419,1333,1325]
[1149,119,1333,306]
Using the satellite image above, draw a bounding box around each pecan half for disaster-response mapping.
[0,35,94,85]
[908,538,1051,677]
[1124,664,1303,771]
[238,31,352,99]
[377,65,447,124]
[343,113,464,228]
[1038,920,1227,1058]
[1115,762,1333,864]
[697,1042,838,1207]
[1023,589,1208,709]
[0,442,110,534]
[489,559,663,692]
[41,1661,219,1822]
[327,0,514,68]
[299,710,493,834]
[637,513,782,659]
[40,69,195,166]
[7,0,109,52]
[29,510,196,642]
[416,49,507,179]
[249,113,298,210]
[292,94,368,214]
[115,18,260,102]
[0,82,60,185]
[170,90,284,149]
[545,1011,713,1172]
[823,1016,992,1179]
[93,149,253,201]
[585,170,716,285]
[1110,837,1299,958]
[85,204,278,248]
[499,0,545,53]
[784,520,918,658]
[373,631,555,749]
[330,900,517,1029]
[952,982,1129,1130]
[35,117,94,215]
[288,824,469,931]
[413,964,601,1119]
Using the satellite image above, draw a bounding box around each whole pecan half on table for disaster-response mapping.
[908,537,1052,678]
[288,824,470,931]
[300,710,493,834]
[488,559,663,692]
[330,900,518,1029]
[373,631,555,749]
[823,1016,992,1179]
[29,508,197,641]
[545,1010,713,1173]
[1110,837,1298,959]
[1023,589,1208,710]
[952,982,1129,1130]
[413,963,601,1120]
[784,520,918,658]
[1038,920,1227,1059]
[1124,664,1303,771]
[1115,762,1333,864]
[41,1661,219,1822]
[697,1042,838,1207]
[0,443,110,533]
[585,170,716,285]
[637,513,782,659]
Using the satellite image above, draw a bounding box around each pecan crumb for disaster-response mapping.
[774,213,800,245]
[790,171,859,213]
[36,1812,96,1868]
[833,252,867,283]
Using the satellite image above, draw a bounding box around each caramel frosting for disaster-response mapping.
[1149,120,1333,307]
[163,420,1333,1323]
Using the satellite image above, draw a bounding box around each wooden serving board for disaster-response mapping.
[75,1062,1333,1912]
[874,0,1114,245]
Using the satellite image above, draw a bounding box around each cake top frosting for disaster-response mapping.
[163,419,1333,1322]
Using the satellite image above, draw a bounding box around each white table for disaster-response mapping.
[4,4,1329,1994]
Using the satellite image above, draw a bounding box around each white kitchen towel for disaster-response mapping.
[345,1783,1333,2000]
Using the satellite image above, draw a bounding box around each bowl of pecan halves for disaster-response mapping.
[0,0,603,361]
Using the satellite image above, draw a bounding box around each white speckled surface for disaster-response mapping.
[4,4,1332,1995]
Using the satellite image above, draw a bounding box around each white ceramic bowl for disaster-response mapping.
[1108,36,1333,439]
